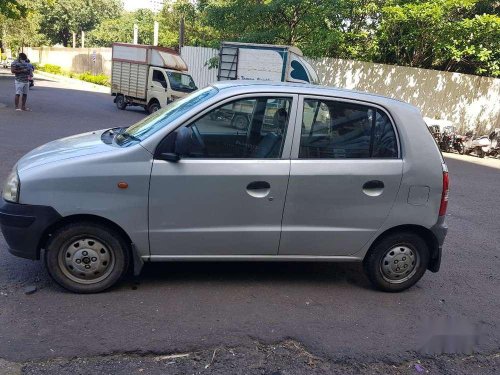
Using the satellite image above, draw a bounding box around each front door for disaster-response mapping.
[149,94,298,257]
[148,68,168,106]
[280,96,403,256]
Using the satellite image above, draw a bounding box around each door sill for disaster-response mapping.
[143,255,362,262]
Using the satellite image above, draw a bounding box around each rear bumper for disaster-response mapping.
[428,216,448,272]
[0,199,61,260]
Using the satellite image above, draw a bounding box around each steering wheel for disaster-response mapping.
[190,124,207,156]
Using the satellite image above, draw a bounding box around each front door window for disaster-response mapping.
[163,97,292,159]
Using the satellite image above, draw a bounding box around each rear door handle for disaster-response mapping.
[246,181,271,198]
[362,180,384,196]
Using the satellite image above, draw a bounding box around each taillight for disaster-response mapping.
[439,171,449,216]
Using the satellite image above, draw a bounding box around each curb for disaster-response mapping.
[35,71,110,94]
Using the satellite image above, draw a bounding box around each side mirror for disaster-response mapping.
[155,127,192,162]
[158,152,180,162]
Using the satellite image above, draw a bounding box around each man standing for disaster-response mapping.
[10,52,31,111]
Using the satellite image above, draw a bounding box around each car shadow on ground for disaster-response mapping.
[127,261,372,290]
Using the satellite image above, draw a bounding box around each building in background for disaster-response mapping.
[123,0,165,13]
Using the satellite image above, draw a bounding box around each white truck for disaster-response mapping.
[217,42,319,84]
[111,43,197,113]
[213,42,319,130]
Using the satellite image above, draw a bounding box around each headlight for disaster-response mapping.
[2,169,20,203]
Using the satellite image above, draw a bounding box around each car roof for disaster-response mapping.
[211,80,415,111]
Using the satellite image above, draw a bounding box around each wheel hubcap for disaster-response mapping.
[380,245,419,284]
[59,238,114,284]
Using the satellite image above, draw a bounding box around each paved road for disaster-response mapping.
[0,69,499,372]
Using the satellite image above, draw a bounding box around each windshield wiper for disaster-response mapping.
[116,131,141,142]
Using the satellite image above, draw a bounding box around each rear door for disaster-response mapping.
[280,96,403,256]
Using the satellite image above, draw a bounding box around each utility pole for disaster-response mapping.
[133,24,138,44]
[153,21,159,46]
[179,17,185,51]
[72,32,76,48]
[81,31,85,48]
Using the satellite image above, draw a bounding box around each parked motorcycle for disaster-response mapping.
[439,127,455,153]
[453,134,465,154]
[463,131,491,158]
[487,128,500,158]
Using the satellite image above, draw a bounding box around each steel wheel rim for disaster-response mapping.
[234,117,248,130]
[380,245,419,284]
[58,237,115,284]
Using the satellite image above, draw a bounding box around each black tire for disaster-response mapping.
[44,222,130,293]
[477,148,485,158]
[147,101,161,114]
[231,114,249,131]
[115,95,127,110]
[363,231,429,292]
[457,144,464,155]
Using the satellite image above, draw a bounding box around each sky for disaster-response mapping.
[123,0,164,12]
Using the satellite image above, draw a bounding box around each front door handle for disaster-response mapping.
[246,181,271,198]
[362,180,384,197]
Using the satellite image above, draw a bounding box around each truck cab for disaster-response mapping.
[148,67,197,112]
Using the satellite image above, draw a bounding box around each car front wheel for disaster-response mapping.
[45,222,130,293]
[363,231,429,292]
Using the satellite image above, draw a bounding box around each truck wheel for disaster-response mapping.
[363,231,429,292]
[147,101,161,114]
[231,114,249,131]
[45,222,130,293]
[115,95,127,110]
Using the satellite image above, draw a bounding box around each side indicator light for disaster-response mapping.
[117,182,129,189]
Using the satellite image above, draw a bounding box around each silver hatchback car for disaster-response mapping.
[0,82,448,293]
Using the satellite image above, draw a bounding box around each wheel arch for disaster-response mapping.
[39,214,133,258]
[365,224,439,271]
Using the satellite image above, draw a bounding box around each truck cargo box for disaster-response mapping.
[112,43,188,71]
[217,42,319,84]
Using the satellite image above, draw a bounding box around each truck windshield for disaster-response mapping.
[167,71,197,92]
[115,86,218,146]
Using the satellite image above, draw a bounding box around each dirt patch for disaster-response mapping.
[19,340,500,375]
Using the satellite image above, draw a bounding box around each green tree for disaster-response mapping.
[204,0,333,55]
[37,0,122,46]
[440,14,500,76]
[157,0,217,48]
[0,0,27,19]
[1,0,46,53]
[87,9,156,47]
[376,0,499,76]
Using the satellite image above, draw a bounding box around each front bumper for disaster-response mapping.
[428,216,448,272]
[0,199,61,260]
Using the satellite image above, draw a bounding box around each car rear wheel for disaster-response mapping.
[363,231,429,292]
[45,222,130,293]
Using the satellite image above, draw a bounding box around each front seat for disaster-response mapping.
[251,108,288,158]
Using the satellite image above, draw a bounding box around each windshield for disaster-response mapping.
[167,71,197,92]
[116,86,218,147]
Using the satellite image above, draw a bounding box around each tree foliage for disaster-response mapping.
[0,0,27,19]
[376,0,500,76]
[1,0,499,77]
[37,0,122,46]
[87,9,156,47]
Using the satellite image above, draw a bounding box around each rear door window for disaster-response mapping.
[299,99,398,159]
